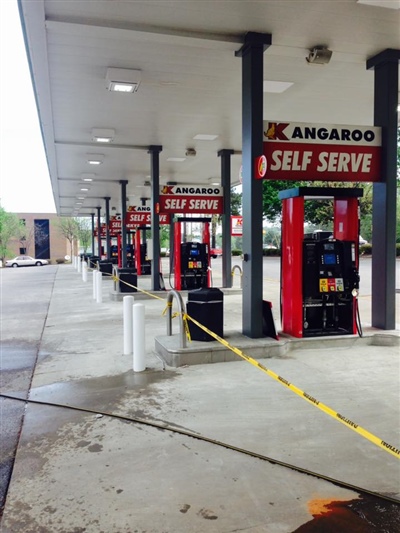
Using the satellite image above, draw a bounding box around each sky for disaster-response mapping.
[0,0,56,214]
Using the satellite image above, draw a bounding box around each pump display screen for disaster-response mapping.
[323,253,336,265]
[190,249,200,256]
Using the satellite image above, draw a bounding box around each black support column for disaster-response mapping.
[149,145,162,291]
[90,213,95,255]
[120,180,128,268]
[218,149,234,288]
[236,32,271,337]
[104,196,111,260]
[96,207,101,258]
[367,49,399,330]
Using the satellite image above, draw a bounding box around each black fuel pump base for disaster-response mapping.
[302,238,359,337]
[180,242,209,290]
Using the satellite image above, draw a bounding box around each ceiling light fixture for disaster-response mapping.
[86,154,104,165]
[92,128,115,143]
[80,188,89,192]
[167,157,186,162]
[263,81,294,93]
[306,46,333,65]
[81,174,95,182]
[193,134,219,141]
[106,67,142,93]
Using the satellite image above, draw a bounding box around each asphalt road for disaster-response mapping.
[0,265,58,515]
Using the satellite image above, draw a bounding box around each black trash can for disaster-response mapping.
[187,288,223,342]
[89,255,99,269]
[98,260,113,276]
[115,267,138,293]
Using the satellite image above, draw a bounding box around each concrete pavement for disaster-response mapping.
[0,260,399,532]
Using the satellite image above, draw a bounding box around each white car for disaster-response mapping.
[5,255,48,268]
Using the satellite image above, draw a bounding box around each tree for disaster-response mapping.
[55,217,79,258]
[0,206,23,261]
[231,189,242,216]
[76,218,92,253]
[262,180,303,223]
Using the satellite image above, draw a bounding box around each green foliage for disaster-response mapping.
[231,249,242,256]
[76,217,92,253]
[263,227,281,248]
[55,217,79,257]
[359,244,400,256]
[262,180,302,223]
[359,243,372,255]
[262,247,281,256]
[0,206,24,261]
[159,225,170,249]
[231,190,242,215]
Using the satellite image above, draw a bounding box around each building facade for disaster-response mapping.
[8,213,71,261]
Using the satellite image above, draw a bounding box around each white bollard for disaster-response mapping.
[133,303,145,372]
[96,271,103,303]
[77,257,82,273]
[82,261,88,282]
[92,269,97,299]
[123,295,135,355]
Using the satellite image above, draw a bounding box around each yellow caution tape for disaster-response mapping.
[90,267,399,459]
[162,301,173,316]
[184,313,400,460]
[111,273,167,301]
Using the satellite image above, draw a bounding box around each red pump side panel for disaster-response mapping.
[333,198,359,264]
[135,231,141,275]
[281,197,304,338]
[117,234,122,268]
[202,222,211,287]
[334,197,359,334]
[174,223,182,290]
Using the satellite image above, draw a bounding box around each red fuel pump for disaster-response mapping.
[278,187,362,338]
[134,227,151,275]
[115,233,134,268]
[173,217,211,290]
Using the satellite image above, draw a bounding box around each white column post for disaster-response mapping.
[82,261,88,282]
[96,271,103,303]
[92,269,97,299]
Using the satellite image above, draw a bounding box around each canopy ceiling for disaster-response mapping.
[19,0,400,216]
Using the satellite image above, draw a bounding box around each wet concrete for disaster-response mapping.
[1,262,399,532]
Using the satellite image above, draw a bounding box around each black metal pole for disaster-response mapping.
[96,207,101,258]
[367,49,399,330]
[90,213,95,255]
[218,149,234,288]
[149,145,162,290]
[236,32,271,338]
[104,197,111,261]
[120,181,128,268]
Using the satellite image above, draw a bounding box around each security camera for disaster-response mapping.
[185,148,196,157]
[306,46,332,65]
